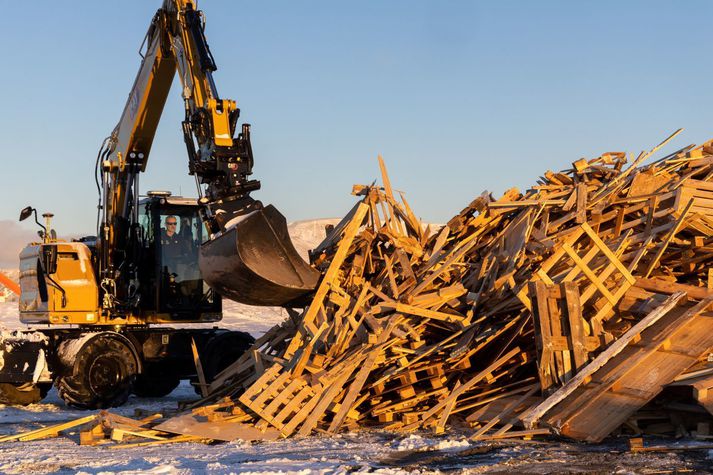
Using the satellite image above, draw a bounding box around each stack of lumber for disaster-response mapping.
[7,129,713,447]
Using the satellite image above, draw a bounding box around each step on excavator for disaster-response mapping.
[0,0,320,409]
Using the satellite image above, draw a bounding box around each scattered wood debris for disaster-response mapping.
[7,130,713,447]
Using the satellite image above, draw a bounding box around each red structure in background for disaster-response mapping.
[0,271,20,296]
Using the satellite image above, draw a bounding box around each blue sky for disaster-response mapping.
[2,0,713,241]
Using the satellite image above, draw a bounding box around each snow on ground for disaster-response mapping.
[0,389,707,475]
[0,222,711,473]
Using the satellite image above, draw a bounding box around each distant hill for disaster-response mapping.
[0,220,38,268]
[287,218,341,259]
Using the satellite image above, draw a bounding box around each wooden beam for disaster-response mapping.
[191,337,208,398]
[635,278,713,301]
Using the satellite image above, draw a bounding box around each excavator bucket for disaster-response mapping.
[199,205,320,307]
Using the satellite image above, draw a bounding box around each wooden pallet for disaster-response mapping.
[238,365,321,437]
[527,295,713,442]
[530,282,590,392]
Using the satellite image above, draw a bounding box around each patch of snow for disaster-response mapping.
[0,301,21,331]
[0,329,49,343]
[391,434,470,452]
[56,332,98,366]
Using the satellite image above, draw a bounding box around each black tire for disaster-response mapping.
[133,363,180,398]
[192,331,254,394]
[56,334,138,410]
[0,382,50,405]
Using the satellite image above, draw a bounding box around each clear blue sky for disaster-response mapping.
[2,1,713,238]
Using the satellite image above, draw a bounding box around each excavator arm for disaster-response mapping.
[99,0,318,313]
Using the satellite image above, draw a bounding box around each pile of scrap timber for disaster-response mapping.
[188,128,713,442]
[7,129,713,447]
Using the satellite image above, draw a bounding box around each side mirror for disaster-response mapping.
[41,245,58,275]
[19,206,34,222]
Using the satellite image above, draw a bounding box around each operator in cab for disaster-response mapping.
[161,215,186,264]
[161,214,200,301]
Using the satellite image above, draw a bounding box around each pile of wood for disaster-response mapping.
[189,129,713,442]
[7,129,713,447]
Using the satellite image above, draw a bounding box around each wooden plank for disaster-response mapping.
[108,434,206,448]
[0,415,98,443]
[155,413,281,441]
[532,281,556,391]
[488,200,566,208]
[391,303,463,324]
[614,207,625,237]
[562,282,588,371]
[476,428,551,440]
[378,155,395,201]
[635,278,713,301]
[191,337,208,398]
[575,183,587,224]
[111,428,167,442]
[435,381,461,434]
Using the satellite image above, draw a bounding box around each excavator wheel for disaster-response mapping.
[56,334,138,410]
[133,362,180,398]
[0,382,51,406]
[192,331,254,394]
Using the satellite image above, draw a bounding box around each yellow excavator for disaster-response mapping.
[0,0,319,408]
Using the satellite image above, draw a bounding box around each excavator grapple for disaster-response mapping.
[200,205,320,307]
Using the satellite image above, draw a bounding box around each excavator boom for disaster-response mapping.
[99,0,318,310]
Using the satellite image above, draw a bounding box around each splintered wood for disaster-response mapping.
[7,133,713,447]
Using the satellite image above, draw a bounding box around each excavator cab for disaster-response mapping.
[138,193,221,320]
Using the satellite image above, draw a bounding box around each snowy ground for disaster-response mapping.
[0,383,708,475]
[0,298,710,474]
[0,223,712,473]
